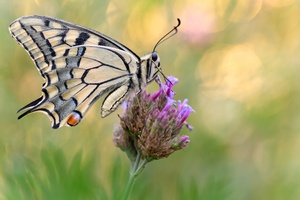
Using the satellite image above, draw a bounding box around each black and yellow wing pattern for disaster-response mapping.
[9,15,144,129]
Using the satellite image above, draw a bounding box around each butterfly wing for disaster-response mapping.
[9,15,140,76]
[9,15,141,128]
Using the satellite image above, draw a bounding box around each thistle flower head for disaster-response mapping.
[113,76,193,161]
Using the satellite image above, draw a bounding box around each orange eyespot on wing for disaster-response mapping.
[67,111,82,126]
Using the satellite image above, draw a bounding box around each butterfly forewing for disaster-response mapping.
[9,15,140,76]
[10,15,143,128]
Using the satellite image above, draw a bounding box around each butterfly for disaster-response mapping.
[9,15,180,129]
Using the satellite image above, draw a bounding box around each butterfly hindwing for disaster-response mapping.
[10,15,141,128]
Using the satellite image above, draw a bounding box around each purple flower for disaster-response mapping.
[113,76,193,161]
[180,135,190,148]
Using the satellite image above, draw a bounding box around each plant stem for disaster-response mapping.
[121,172,136,200]
[121,152,148,200]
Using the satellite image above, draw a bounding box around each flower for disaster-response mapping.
[113,76,193,161]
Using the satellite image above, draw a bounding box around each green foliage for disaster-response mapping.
[2,146,107,200]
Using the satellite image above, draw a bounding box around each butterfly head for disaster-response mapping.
[149,51,161,80]
[140,51,160,84]
[151,51,160,67]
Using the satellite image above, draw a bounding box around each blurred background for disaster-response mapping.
[1,0,300,199]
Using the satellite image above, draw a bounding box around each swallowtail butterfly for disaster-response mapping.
[9,15,180,129]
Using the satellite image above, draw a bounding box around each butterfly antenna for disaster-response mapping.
[153,18,181,52]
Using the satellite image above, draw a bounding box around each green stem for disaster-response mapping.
[121,171,136,200]
[121,152,148,200]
